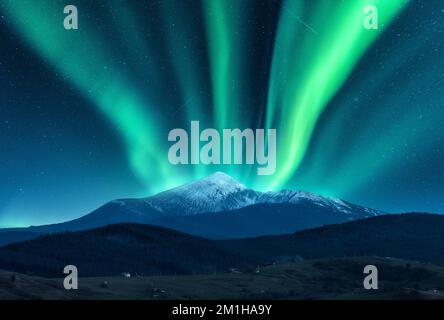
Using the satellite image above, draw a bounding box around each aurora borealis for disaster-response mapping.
[1,0,444,227]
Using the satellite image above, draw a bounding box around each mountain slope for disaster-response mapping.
[0,224,258,277]
[222,213,444,264]
[2,213,444,278]
[149,202,380,239]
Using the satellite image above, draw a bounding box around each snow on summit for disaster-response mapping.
[144,172,257,215]
[144,172,382,218]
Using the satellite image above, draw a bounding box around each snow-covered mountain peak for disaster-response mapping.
[142,172,382,218]
[144,172,255,215]
[200,172,247,190]
[166,172,247,197]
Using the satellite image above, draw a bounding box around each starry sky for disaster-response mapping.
[1,0,444,228]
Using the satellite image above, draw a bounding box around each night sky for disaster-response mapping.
[1,0,444,228]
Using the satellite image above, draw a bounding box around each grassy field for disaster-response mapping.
[2,256,444,300]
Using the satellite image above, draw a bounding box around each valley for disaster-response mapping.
[1,257,443,300]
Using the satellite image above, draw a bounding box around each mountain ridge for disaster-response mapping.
[1,213,444,277]
[0,172,384,245]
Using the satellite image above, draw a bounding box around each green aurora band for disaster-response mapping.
[263,0,407,190]
[2,0,410,195]
[2,0,192,193]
